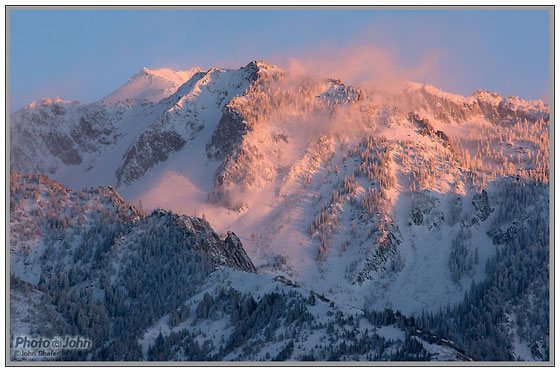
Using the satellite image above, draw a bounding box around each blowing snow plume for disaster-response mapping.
[276,43,449,109]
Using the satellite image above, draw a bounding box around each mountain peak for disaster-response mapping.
[130,66,152,80]
[243,60,278,72]
[104,66,201,103]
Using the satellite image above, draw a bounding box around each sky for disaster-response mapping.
[9,8,551,112]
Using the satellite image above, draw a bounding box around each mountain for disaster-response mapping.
[9,170,256,283]
[9,60,550,361]
[9,171,472,362]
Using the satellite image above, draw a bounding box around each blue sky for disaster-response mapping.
[9,8,551,112]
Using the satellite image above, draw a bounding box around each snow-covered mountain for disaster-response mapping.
[9,171,472,362]
[9,170,256,284]
[9,60,550,362]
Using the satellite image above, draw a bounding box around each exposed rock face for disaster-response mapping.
[354,219,402,285]
[472,189,493,222]
[70,108,118,151]
[43,132,83,166]
[206,107,251,161]
[410,190,445,230]
[450,194,463,225]
[490,221,520,246]
[224,231,257,273]
[409,113,455,153]
[320,79,364,106]
[242,60,267,82]
[411,208,424,225]
[460,189,494,229]
[116,129,187,186]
